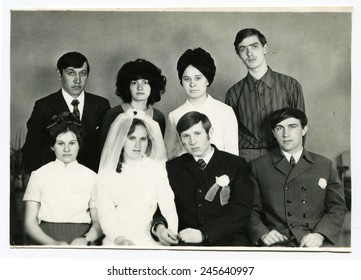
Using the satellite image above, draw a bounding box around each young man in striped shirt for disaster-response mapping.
[225,28,305,162]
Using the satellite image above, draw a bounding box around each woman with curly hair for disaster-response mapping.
[164,47,239,159]
[100,59,167,151]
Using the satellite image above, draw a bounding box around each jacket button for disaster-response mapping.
[197,188,202,193]
[198,203,203,207]
[305,223,309,227]
[302,199,307,204]
[303,213,307,218]
[287,212,292,217]
[301,187,307,191]
[289,224,295,229]
[287,200,292,204]
[285,186,290,191]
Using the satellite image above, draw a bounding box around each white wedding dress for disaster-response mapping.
[96,158,178,247]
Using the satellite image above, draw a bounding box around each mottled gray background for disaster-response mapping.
[10,11,351,164]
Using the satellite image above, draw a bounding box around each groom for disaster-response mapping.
[152,111,253,246]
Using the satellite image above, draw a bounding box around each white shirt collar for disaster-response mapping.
[282,148,303,164]
[193,146,214,165]
[61,88,85,119]
[185,94,212,108]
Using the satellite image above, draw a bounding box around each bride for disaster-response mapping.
[96,109,178,247]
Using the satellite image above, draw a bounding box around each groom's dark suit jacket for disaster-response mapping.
[22,90,110,173]
[155,146,253,246]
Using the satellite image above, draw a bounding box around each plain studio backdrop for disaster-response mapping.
[10,10,351,164]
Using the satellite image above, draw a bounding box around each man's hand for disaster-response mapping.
[156,224,179,245]
[114,236,135,246]
[299,233,324,247]
[261,230,288,246]
[178,228,203,244]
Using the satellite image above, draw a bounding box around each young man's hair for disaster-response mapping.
[176,47,216,86]
[115,58,166,106]
[56,51,90,75]
[176,111,212,136]
[234,28,267,54]
[271,108,308,129]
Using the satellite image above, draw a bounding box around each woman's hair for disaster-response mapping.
[176,47,216,86]
[47,112,85,149]
[115,59,166,106]
[116,118,151,173]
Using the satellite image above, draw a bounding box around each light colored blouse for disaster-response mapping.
[96,158,178,246]
[23,160,96,224]
[164,94,239,159]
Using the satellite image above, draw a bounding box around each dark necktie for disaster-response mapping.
[290,156,296,167]
[197,159,207,171]
[71,99,80,119]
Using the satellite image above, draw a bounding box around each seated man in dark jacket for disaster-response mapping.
[152,111,253,246]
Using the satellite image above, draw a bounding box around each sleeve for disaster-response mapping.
[247,160,271,244]
[313,161,347,244]
[155,162,178,234]
[95,172,123,244]
[223,106,239,156]
[291,80,305,113]
[99,109,115,154]
[164,113,180,159]
[200,158,253,244]
[88,174,97,209]
[21,101,48,173]
[22,171,41,202]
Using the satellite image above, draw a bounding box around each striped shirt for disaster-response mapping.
[225,67,305,150]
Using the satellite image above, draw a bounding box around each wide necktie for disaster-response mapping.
[290,156,296,167]
[197,159,207,171]
[71,99,80,119]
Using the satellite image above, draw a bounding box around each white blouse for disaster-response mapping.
[23,160,96,223]
[164,94,239,159]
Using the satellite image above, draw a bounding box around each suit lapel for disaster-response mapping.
[286,150,314,183]
[202,147,220,179]
[272,149,292,176]
[183,154,203,179]
[82,92,94,124]
[51,90,70,114]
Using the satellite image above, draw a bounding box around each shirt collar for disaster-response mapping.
[193,146,214,164]
[54,158,79,168]
[62,88,85,106]
[248,66,274,89]
[281,148,303,164]
[185,94,213,108]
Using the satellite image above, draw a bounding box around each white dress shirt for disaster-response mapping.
[62,89,85,119]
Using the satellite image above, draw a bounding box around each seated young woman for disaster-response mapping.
[23,112,102,246]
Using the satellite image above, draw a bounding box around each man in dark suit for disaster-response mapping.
[22,51,110,173]
[152,111,253,246]
[249,108,347,247]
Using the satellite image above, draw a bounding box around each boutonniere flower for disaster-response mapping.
[216,175,230,187]
[205,175,231,205]
[318,178,327,189]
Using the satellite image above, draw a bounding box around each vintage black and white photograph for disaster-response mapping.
[7,8,352,252]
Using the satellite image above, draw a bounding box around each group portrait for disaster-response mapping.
[8,9,352,251]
